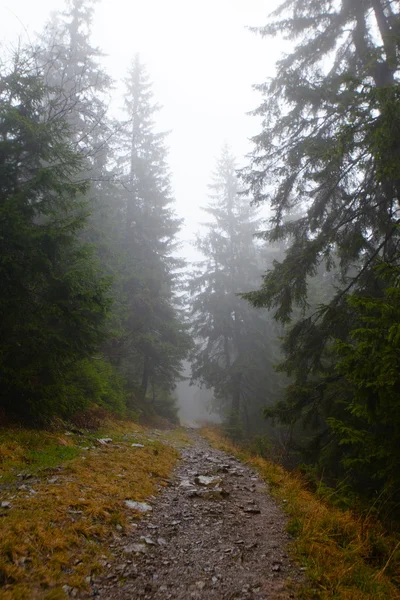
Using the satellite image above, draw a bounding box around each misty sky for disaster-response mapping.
[0,0,283,256]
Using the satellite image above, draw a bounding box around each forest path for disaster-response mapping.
[93,430,299,600]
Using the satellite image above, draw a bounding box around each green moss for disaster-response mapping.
[0,429,80,482]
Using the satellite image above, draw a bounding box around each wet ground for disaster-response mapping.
[93,431,300,599]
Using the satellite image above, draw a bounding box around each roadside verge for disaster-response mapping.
[0,421,181,599]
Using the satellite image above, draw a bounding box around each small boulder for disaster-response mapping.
[124,500,152,513]
[243,506,261,514]
[124,543,147,554]
[96,438,113,445]
[179,479,196,489]
[195,475,222,487]
[140,536,156,545]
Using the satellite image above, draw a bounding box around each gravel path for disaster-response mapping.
[93,431,300,599]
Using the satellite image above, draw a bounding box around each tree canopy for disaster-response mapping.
[0,1,191,425]
[242,0,400,504]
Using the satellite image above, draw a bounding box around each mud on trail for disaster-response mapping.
[94,431,300,600]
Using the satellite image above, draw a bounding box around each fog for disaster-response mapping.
[0,0,281,258]
[2,2,399,569]
[0,0,285,425]
[175,363,220,426]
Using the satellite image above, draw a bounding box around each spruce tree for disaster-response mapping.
[326,260,400,501]
[39,0,112,159]
[36,0,129,417]
[38,0,116,251]
[0,52,110,423]
[190,146,281,438]
[242,0,400,496]
[114,55,191,411]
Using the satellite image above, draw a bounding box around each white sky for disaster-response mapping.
[0,0,283,256]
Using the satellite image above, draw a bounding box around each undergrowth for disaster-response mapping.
[0,430,81,484]
[0,421,179,599]
[201,426,400,600]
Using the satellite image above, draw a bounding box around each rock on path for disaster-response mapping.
[93,431,299,599]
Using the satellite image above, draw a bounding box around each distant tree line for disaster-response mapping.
[0,0,191,425]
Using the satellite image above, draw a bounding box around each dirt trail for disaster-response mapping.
[93,431,300,600]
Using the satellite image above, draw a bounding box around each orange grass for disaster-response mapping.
[201,426,400,600]
[0,424,179,599]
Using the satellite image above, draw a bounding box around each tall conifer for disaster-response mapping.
[115,56,190,409]
[243,0,400,496]
[190,146,281,437]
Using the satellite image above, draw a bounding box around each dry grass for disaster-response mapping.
[201,426,400,600]
[0,422,179,599]
[161,428,192,448]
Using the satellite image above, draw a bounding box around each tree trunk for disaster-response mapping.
[229,373,242,436]
[140,355,149,400]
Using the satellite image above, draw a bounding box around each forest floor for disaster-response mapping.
[94,429,299,600]
[1,423,399,600]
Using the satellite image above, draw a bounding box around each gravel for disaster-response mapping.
[92,431,300,600]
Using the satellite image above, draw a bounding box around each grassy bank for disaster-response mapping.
[0,421,180,599]
[202,426,400,600]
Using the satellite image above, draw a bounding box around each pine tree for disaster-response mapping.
[329,261,400,501]
[36,0,130,417]
[242,0,400,496]
[0,51,111,423]
[39,0,112,160]
[244,0,400,318]
[35,0,122,288]
[114,56,191,411]
[190,146,281,438]
[38,0,117,250]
